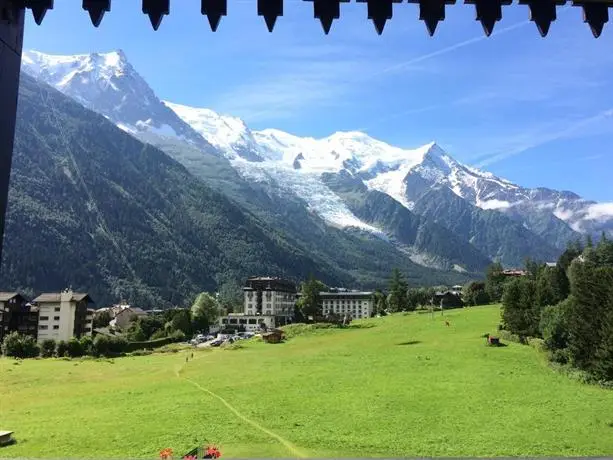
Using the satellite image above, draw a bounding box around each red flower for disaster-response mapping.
[205,445,221,459]
[183,456,197,460]
[160,448,173,459]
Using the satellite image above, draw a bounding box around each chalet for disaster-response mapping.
[109,305,147,330]
[432,291,463,309]
[0,292,37,341]
[32,289,94,343]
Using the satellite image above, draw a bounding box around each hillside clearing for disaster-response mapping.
[1,305,613,458]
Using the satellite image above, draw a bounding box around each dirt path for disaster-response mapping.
[175,353,307,458]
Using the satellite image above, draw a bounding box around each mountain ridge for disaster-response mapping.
[20,48,613,270]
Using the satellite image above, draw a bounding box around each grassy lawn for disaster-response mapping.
[1,305,613,458]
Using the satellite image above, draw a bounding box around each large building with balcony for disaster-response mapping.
[32,289,94,343]
[321,290,375,319]
[220,277,297,332]
[0,292,38,342]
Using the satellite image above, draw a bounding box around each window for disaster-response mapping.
[85,327,91,332]
[53,325,59,330]
[53,316,60,321]
[39,325,48,330]
[239,319,247,325]
[39,316,48,321]
[248,319,257,324]
[54,307,60,312]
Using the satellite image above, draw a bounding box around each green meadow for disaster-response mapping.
[1,305,613,458]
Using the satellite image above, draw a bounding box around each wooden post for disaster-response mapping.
[0,5,24,269]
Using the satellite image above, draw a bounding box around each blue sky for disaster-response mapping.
[23,0,613,202]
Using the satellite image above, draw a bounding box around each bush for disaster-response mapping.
[169,330,186,342]
[124,337,173,352]
[1,332,40,358]
[108,336,128,355]
[66,337,85,358]
[56,340,69,357]
[498,330,527,345]
[550,348,570,364]
[80,336,94,355]
[90,335,129,357]
[93,335,109,356]
[527,337,546,353]
[40,339,56,358]
[539,299,572,352]
[150,329,167,340]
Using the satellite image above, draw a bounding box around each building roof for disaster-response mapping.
[320,291,374,297]
[0,292,23,302]
[17,1,612,39]
[33,292,92,303]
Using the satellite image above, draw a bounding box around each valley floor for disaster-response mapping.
[1,306,613,458]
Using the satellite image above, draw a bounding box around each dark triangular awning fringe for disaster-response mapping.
[3,0,613,37]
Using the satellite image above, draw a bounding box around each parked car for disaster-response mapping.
[210,339,224,347]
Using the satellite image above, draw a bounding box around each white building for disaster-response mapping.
[33,289,94,343]
[321,291,374,319]
[220,277,297,332]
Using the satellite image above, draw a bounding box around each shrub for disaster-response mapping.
[1,332,40,358]
[80,336,94,355]
[527,337,546,353]
[169,330,186,342]
[498,330,527,345]
[92,335,110,357]
[40,339,56,358]
[550,348,570,364]
[150,329,167,340]
[56,340,69,357]
[66,337,84,357]
[539,299,572,351]
[108,336,128,355]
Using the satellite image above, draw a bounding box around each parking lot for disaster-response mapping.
[190,331,257,348]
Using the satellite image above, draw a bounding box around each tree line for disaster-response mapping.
[500,235,613,383]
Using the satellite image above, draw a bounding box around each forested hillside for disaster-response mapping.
[0,75,474,307]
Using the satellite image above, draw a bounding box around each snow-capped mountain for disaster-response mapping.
[21,50,214,151]
[20,49,613,269]
[162,103,611,244]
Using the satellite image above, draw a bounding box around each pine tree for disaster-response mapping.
[485,262,506,302]
[566,261,607,372]
[388,268,408,312]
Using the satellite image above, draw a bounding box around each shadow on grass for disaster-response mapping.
[397,340,421,346]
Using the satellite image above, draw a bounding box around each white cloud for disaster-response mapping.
[585,203,613,222]
[478,199,512,210]
[471,108,613,168]
[212,58,366,122]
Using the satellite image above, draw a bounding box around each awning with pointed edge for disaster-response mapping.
[0,0,611,38]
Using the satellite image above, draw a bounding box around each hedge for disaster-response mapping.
[125,337,173,352]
